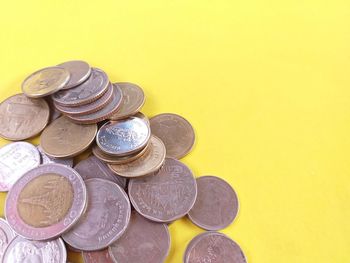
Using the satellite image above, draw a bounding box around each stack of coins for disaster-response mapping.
[0,60,247,263]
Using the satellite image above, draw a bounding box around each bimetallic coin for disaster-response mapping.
[109,211,170,263]
[83,249,115,263]
[2,236,67,263]
[5,164,87,241]
[0,218,16,262]
[37,146,73,167]
[150,113,195,159]
[62,178,131,251]
[57,60,91,89]
[22,66,70,98]
[0,142,40,192]
[188,176,239,231]
[0,94,50,141]
[40,116,97,158]
[184,232,247,263]
[128,157,197,222]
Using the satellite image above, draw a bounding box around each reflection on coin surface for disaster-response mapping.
[110,82,145,120]
[108,136,165,178]
[2,236,67,263]
[184,232,247,263]
[40,116,97,158]
[109,211,170,263]
[188,176,239,231]
[0,94,50,141]
[57,60,91,89]
[150,113,195,159]
[62,178,131,251]
[128,157,197,222]
[75,156,127,189]
[5,164,87,240]
[0,218,16,262]
[83,249,115,263]
[0,142,40,191]
[37,145,73,167]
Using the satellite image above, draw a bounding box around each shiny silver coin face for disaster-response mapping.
[97,117,151,156]
[37,145,74,167]
[57,60,91,89]
[0,218,16,262]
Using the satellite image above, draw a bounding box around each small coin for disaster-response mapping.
[82,249,115,263]
[0,218,16,262]
[183,232,247,263]
[0,142,40,191]
[109,211,170,263]
[0,93,50,141]
[46,97,62,123]
[110,82,145,120]
[150,113,195,159]
[74,155,127,189]
[57,60,92,89]
[52,68,109,106]
[128,157,197,222]
[2,236,67,263]
[108,136,165,178]
[40,116,97,158]
[37,145,73,167]
[5,164,87,240]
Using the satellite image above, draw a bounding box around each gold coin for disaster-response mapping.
[40,116,97,158]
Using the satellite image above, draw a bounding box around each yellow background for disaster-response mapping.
[0,0,350,262]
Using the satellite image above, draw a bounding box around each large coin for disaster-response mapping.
[37,145,73,167]
[82,249,115,263]
[183,232,247,263]
[0,142,40,191]
[109,211,170,263]
[57,60,91,89]
[0,218,16,262]
[40,116,97,158]
[128,157,197,222]
[5,164,87,240]
[0,94,50,141]
[62,178,131,251]
[150,113,195,159]
[188,176,239,231]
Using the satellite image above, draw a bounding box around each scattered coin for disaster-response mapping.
[0,218,16,262]
[150,113,195,159]
[6,164,87,240]
[82,249,115,263]
[0,93,50,141]
[37,145,74,167]
[57,60,92,89]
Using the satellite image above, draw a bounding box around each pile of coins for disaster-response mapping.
[0,60,247,263]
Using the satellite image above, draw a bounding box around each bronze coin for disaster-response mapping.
[150,113,195,159]
[83,249,115,263]
[0,93,50,141]
[57,60,92,90]
[40,116,97,158]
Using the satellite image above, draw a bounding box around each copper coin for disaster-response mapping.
[109,211,170,263]
[0,218,16,261]
[0,94,50,141]
[150,113,195,159]
[46,97,62,123]
[82,249,115,263]
[128,157,197,222]
[108,136,166,178]
[57,60,92,89]
[52,68,109,106]
[40,116,97,158]
[21,66,70,98]
[37,145,74,167]
[5,164,87,241]
[184,232,247,263]
[110,82,145,120]
[74,155,127,189]
[62,178,131,251]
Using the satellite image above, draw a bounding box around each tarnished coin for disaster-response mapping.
[0,94,50,141]
[40,116,97,158]
[110,82,145,120]
[83,249,115,263]
[57,60,91,89]
[37,146,73,167]
[150,113,195,159]
[184,232,247,263]
[0,142,40,191]
[108,136,165,178]
[188,176,239,231]
[22,66,70,98]
[0,218,16,262]
[2,236,67,263]
[128,157,197,222]
[109,211,170,263]
[52,68,109,106]
[74,156,127,189]
[97,116,151,156]
[62,178,131,251]
[5,164,87,240]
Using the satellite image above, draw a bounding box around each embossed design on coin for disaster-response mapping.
[37,146,73,167]
[83,249,114,263]
[0,93,50,141]
[57,60,91,89]
[0,218,16,262]
[150,113,195,159]
[128,157,197,222]
[62,178,131,251]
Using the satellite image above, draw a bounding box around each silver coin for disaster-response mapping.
[57,60,92,89]
[0,218,16,262]
[0,142,40,192]
[37,145,73,167]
